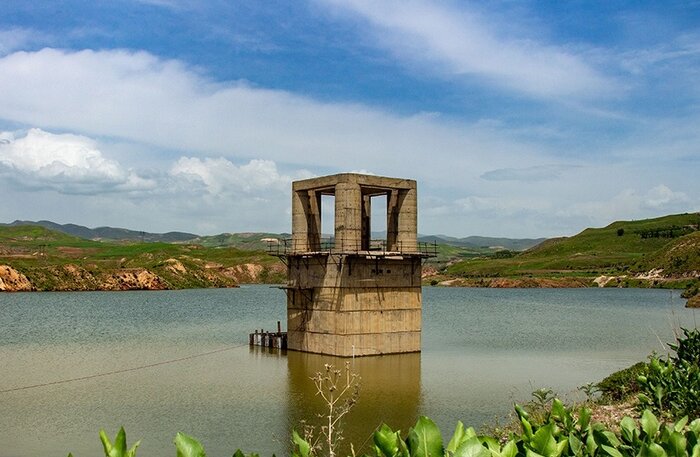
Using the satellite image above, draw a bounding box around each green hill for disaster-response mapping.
[0,225,285,291]
[445,213,700,280]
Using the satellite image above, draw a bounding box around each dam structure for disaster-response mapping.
[269,173,435,357]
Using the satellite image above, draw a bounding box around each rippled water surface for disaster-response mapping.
[0,286,696,457]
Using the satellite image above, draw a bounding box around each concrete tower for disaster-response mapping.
[273,173,433,357]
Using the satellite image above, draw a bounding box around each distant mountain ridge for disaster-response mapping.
[418,234,546,251]
[0,220,546,251]
[2,220,199,243]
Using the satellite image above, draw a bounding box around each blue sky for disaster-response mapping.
[0,0,698,237]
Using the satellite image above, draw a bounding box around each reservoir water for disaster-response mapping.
[0,286,696,457]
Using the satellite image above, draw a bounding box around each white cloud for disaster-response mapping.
[480,165,577,182]
[317,0,616,99]
[170,157,311,195]
[558,185,691,224]
[0,48,696,237]
[0,48,544,183]
[0,128,153,194]
[0,28,41,56]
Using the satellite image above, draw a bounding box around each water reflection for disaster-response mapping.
[285,350,421,455]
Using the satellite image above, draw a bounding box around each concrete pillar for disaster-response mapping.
[387,190,399,251]
[361,194,371,250]
[396,188,418,252]
[292,190,309,253]
[307,190,321,251]
[334,183,362,251]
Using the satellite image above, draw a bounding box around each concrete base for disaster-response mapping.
[286,254,422,357]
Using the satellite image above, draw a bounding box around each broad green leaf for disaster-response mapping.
[407,417,443,457]
[551,399,566,421]
[674,417,689,433]
[691,444,700,457]
[555,439,567,457]
[515,405,529,421]
[642,411,661,438]
[578,408,591,431]
[526,449,546,457]
[520,417,534,440]
[601,445,624,457]
[99,428,139,457]
[292,430,311,457]
[640,443,668,457]
[665,432,687,457]
[374,424,400,457]
[479,436,500,453]
[602,431,621,448]
[568,434,582,456]
[620,417,638,444]
[447,422,468,454]
[232,451,246,457]
[531,424,557,457]
[690,420,700,436]
[586,434,598,455]
[501,440,518,457]
[175,432,206,457]
[454,437,490,457]
[100,429,114,457]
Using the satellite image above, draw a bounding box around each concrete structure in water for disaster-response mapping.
[270,173,435,357]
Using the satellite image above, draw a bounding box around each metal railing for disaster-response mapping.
[265,237,437,257]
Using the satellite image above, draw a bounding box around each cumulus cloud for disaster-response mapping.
[0,128,154,194]
[0,47,545,181]
[170,157,311,195]
[558,185,691,224]
[317,0,615,99]
[0,28,42,56]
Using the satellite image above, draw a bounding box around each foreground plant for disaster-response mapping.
[637,328,700,419]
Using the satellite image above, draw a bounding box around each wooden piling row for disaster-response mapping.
[249,321,287,349]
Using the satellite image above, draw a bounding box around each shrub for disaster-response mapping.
[597,361,647,402]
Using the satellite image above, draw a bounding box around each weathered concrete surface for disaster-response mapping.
[284,173,424,357]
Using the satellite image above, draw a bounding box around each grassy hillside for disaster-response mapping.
[0,225,285,291]
[2,220,199,242]
[444,213,700,280]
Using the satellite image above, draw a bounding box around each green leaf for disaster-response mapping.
[620,417,638,444]
[525,449,546,457]
[586,434,598,455]
[531,424,558,457]
[479,436,500,453]
[500,440,518,457]
[374,424,400,457]
[691,444,700,457]
[551,399,566,422]
[674,417,689,433]
[602,431,621,448]
[407,417,443,457]
[232,451,246,457]
[447,422,468,454]
[453,437,490,457]
[642,443,668,457]
[175,432,206,457]
[515,405,529,421]
[642,410,661,438]
[690,420,700,436]
[601,445,624,457]
[568,434,582,456]
[99,428,138,457]
[292,430,311,457]
[100,429,114,457]
[578,407,592,432]
[665,432,687,457]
